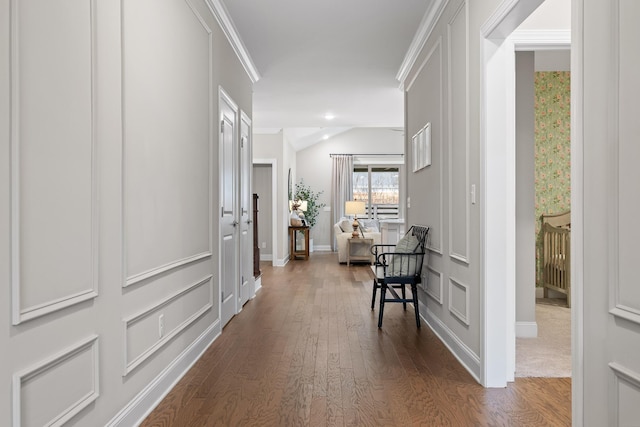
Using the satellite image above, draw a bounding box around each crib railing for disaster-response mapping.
[542,222,571,307]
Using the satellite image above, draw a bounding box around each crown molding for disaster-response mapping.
[396,0,449,90]
[205,0,261,83]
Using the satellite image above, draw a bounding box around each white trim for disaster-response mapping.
[480,0,572,388]
[11,0,99,325]
[609,362,640,427]
[123,276,213,375]
[570,1,584,423]
[13,335,99,427]
[515,321,538,338]
[253,158,279,267]
[397,0,449,88]
[423,303,481,382]
[313,245,332,252]
[106,323,221,427]
[125,252,212,287]
[259,254,273,261]
[204,0,260,83]
[510,29,571,50]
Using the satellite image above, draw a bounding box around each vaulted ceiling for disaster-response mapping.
[221,0,435,133]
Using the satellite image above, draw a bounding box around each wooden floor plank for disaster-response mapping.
[142,253,571,426]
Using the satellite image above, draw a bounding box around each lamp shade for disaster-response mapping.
[289,200,308,211]
[345,201,366,216]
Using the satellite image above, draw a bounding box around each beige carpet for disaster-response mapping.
[516,301,571,377]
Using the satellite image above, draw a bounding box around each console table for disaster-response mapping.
[288,226,310,260]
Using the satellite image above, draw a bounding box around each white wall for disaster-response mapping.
[295,128,404,249]
[0,0,252,425]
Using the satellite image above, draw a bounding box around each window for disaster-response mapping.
[353,166,400,219]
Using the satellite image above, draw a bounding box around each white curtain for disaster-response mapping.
[331,154,353,251]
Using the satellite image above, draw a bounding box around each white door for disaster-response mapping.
[239,112,253,307]
[219,89,238,327]
[579,0,640,424]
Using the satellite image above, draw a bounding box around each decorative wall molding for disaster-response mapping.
[122,0,213,288]
[13,335,99,427]
[10,0,99,325]
[407,37,444,255]
[204,0,260,83]
[448,277,470,325]
[447,0,470,265]
[425,265,443,304]
[480,0,544,39]
[609,362,640,426]
[608,0,640,327]
[106,323,220,427]
[123,275,213,375]
[126,252,211,287]
[397,0,449,88]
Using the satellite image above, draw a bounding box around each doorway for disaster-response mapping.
[252,160,278,268]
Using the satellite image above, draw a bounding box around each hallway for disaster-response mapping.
[143,253,570,426]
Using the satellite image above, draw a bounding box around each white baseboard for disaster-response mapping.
[106,320,221,427]
[536,287,544,298]
[260,254,273,261]
[421,301,482,383]
[516,321,538,338]
[274,256,289,267]
[313,245,332,252]
[254,276,262,293]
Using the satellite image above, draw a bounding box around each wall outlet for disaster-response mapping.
[323,206,331,212]
[407,197,411,208]
[158,314,164,338]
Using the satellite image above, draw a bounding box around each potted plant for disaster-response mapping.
[293,179,326,251]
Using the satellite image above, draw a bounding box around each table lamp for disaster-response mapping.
[345,201,366,238]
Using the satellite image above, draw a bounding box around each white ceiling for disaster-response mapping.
[221,0,434,133]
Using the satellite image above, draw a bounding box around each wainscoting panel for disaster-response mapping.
[406,38,444,254]
[10,0,98,324]
[447,0,470,264]
[425,265,443,304]
[609,363,640,426]
[122,0,213,286]
[449,277,470,325]
[123,275,213,375]
[13,335,99,427]
[610,0,640,325]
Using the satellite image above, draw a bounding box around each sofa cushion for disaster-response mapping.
[359,219,380,232]
[339,219,352,233]
[389,233,422,276]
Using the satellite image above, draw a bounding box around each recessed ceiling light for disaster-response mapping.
[324,113,335,120]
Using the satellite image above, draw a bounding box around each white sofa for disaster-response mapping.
[334,218,382,263]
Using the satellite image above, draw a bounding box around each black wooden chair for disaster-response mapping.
[370,225,429,328]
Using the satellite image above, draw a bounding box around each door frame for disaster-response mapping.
[479,6,582,422]
[253,158,278,267]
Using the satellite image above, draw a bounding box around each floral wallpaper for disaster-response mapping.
[534,71,571,285]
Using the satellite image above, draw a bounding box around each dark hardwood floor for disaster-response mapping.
[142,252,571,426]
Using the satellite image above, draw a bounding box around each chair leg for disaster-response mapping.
[371,280,378,310]
[412,284,421,328]
[378,284,387,328]
[401,284,407,310]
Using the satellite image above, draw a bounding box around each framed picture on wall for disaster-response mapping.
[412,122,431,172]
